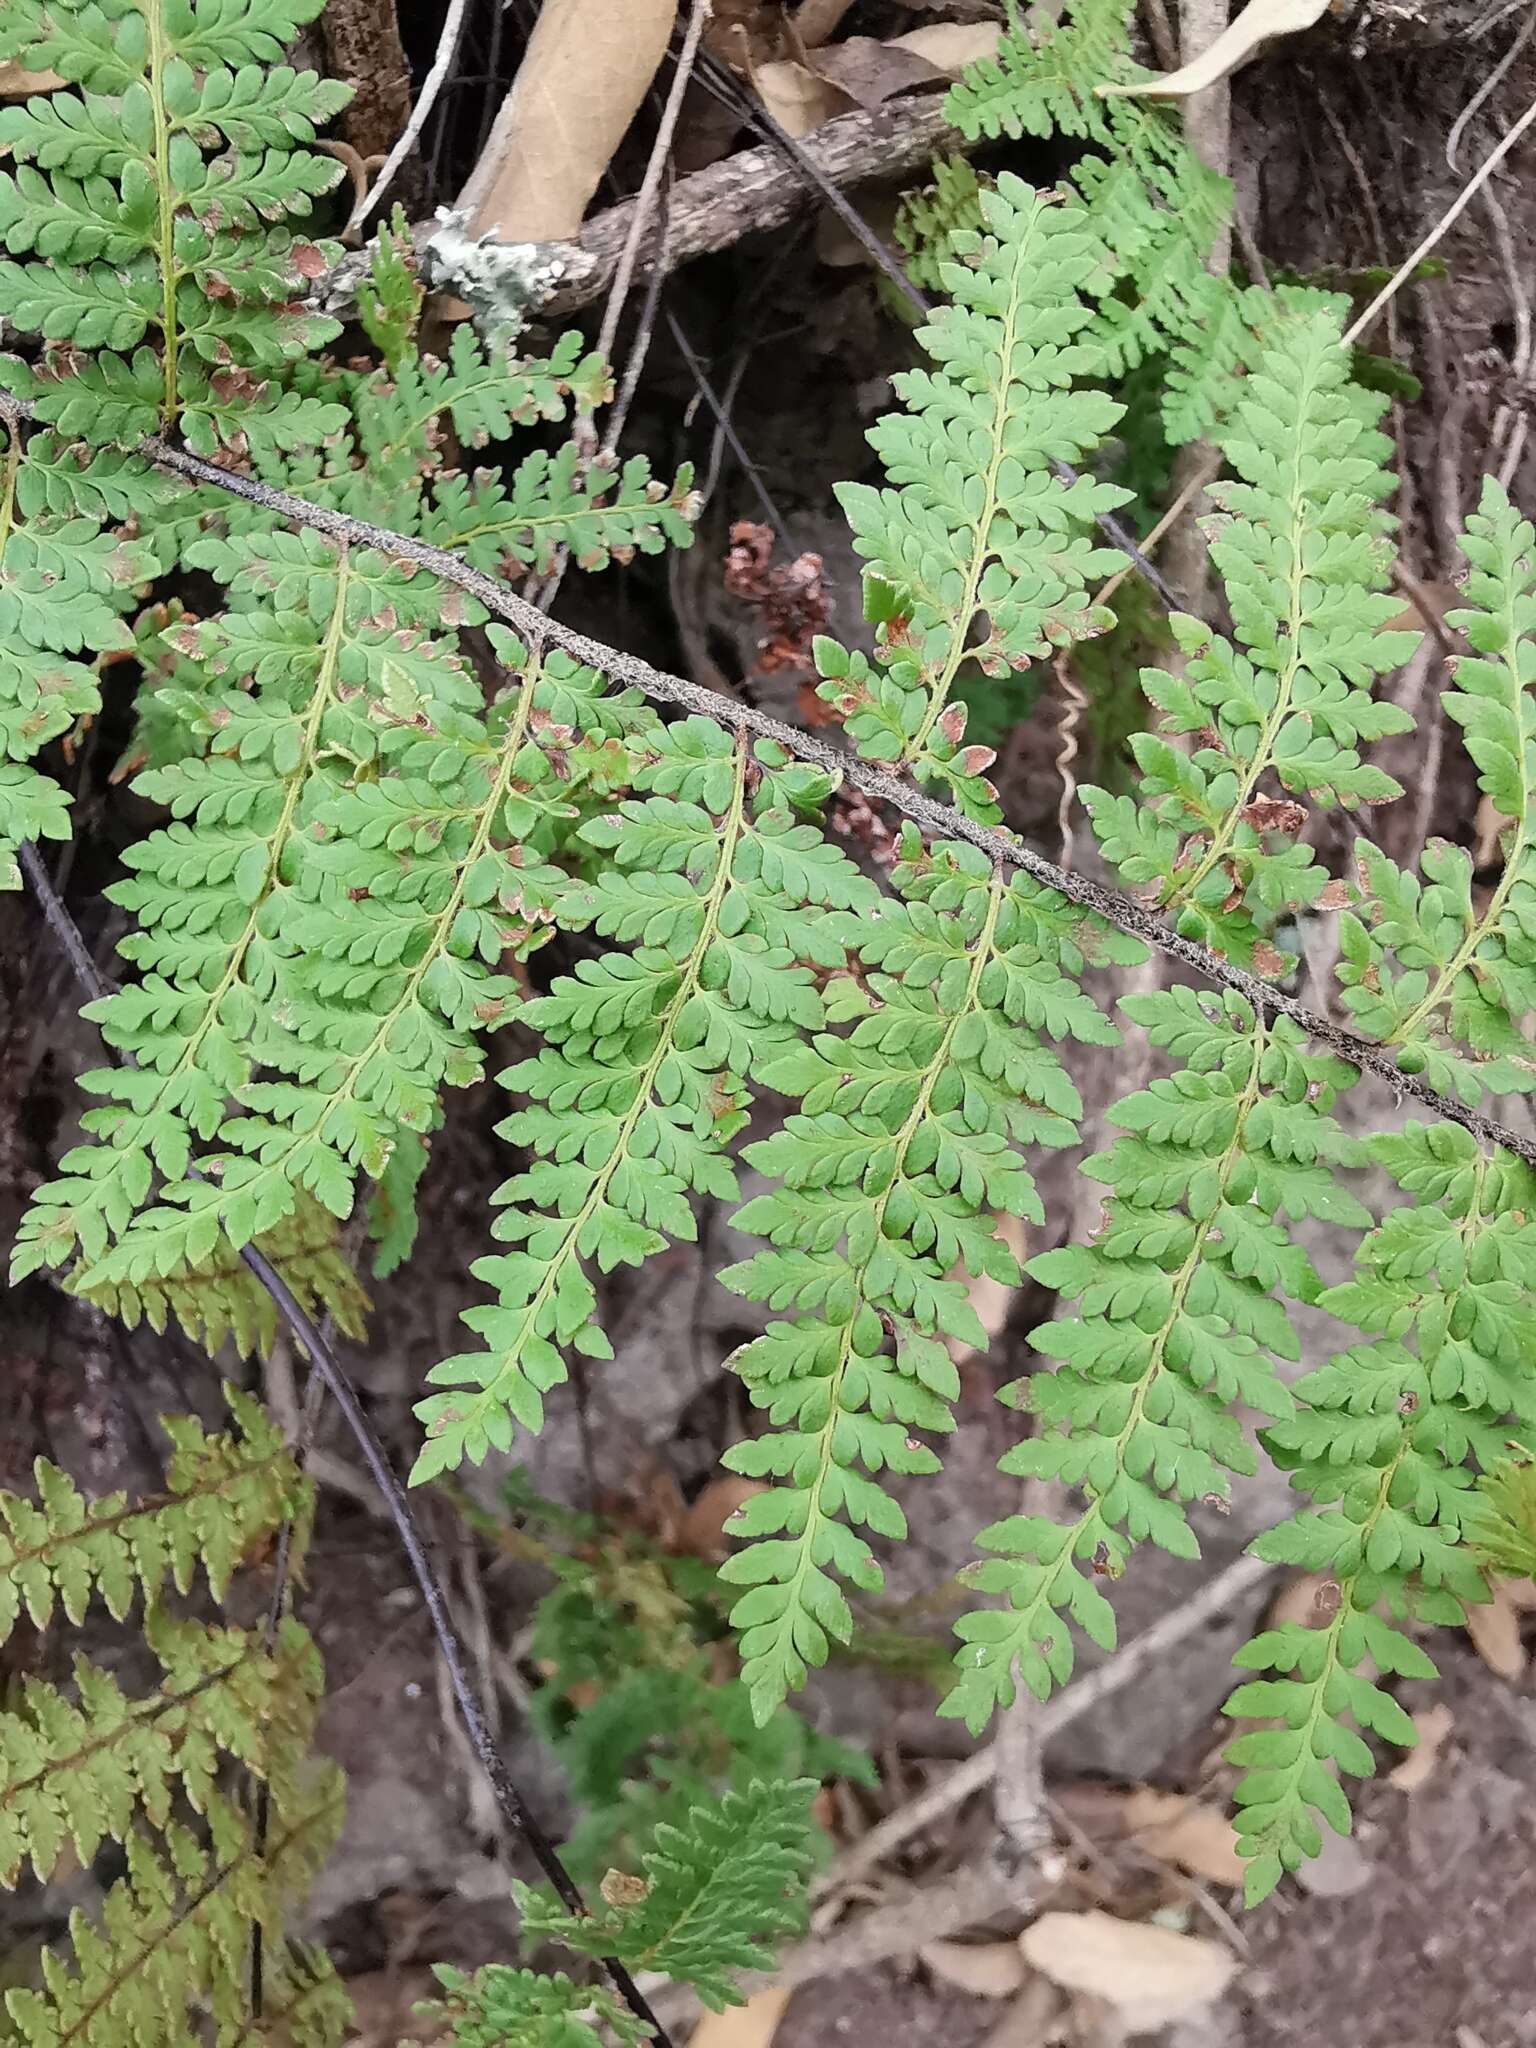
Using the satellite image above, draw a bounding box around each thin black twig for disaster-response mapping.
[11,399,1525,1167]
[15,839,675,2048]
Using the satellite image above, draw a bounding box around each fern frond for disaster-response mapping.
[1223,1121,1535,1899]
[941,995,1366,1731]
[0,424,160,886]
[413,720,878,1480]
[721,836,1139,1716]
[73,1187,369,1356]
[0,0,347,441]
[1338,480,1536,1102]
[0,1610,320,1886]
[4,1774,344,2046]
[520,1780,817,2011]
[1084,312,1417,967]
[0,1386,307,1640]
[422,1965,651,2048]
[218,1943,353,2048]
[1468,1445,1536,1579]
[819,172,1128,818]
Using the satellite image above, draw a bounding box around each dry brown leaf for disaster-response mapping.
[679,1474,766,1562]
[1019,1911,1237,2033]
[948,1211,1028,1364]
[457,0,675,242]
[1121,1787,1246,1887]
[1266,1572,1336,1630]
[1465,1578,1529,1680]
[887,24,1006,72]
[1098,0,1329,99]
[691,1985,793,2048]
[343,1967,443,2046]
[980,1976,1066,2048]
[0,61,64,94]
[751,56,850,136]
[803,35,944,109]
[791,0,859,48]
[919,1939,1028,1999]
[1388,1702,1456,1792]
[1475,794,1515,869]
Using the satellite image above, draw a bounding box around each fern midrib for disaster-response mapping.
[1245,1160,1492,1853]
[87,554,352,1232]
[1392,568,1530,1048]
[0,424,20,561]
[1170,356,1317,916]
[0,1639,263,1826]
[993,1027,1269,1666]
[903,217,1036,771]
[45,1788,342,2048]
[0,1444,294,1585]
[142,0,183,423]
[454,741,753,1430]
[768,873,1006,1664]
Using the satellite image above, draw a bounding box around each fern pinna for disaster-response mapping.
[5,0,1536,1969]
[0,1389,351,2045]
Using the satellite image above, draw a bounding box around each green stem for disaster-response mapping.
[141,0,182,424]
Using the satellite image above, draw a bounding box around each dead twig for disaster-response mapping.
[818,1547,1277,1897]
[8,397,1533,1166]
[349,0,470,234]
[1345,90,1536,347]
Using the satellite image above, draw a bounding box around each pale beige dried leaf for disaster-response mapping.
[1018,1911,1236,2033]
[1465,1580,1528,1680]
[1266,1572,1335,1629]
[919,1939,1027,1999]
[1098,0,1329,99]
[457,0,675,242]
[888,24,1006,73]
[680,1474,766,1562]
[691,1985,793,2048]
[1502,1576,1536,1610]
[980,1976,1066,2048]
[1293,1831,1370,1899]
[1387,1703,1455,1792]
[1475,794,1514,869]
[791,0,858,49]
[1121,1787,1246,1886]
[804,35,944,109]
[948,1212,1028,1364]
[0,61,65,94]
[751,57,850,136]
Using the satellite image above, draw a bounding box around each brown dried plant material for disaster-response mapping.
[920,1939,1028,1999]
[0,61,64,93]
[1387,1703,1456,1792]
[692,1985,794,2048]
[1098,0,1330,99]
[457,0,675,243]
[1465,1576,1536,1680]
[724,523,830,676]
[947,1210,1029,1365]
[1121,1788,1246,1887]
[1266,1573,1338,1629]
[679,1473,766,1563]
[1018,1911,1237,2033]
